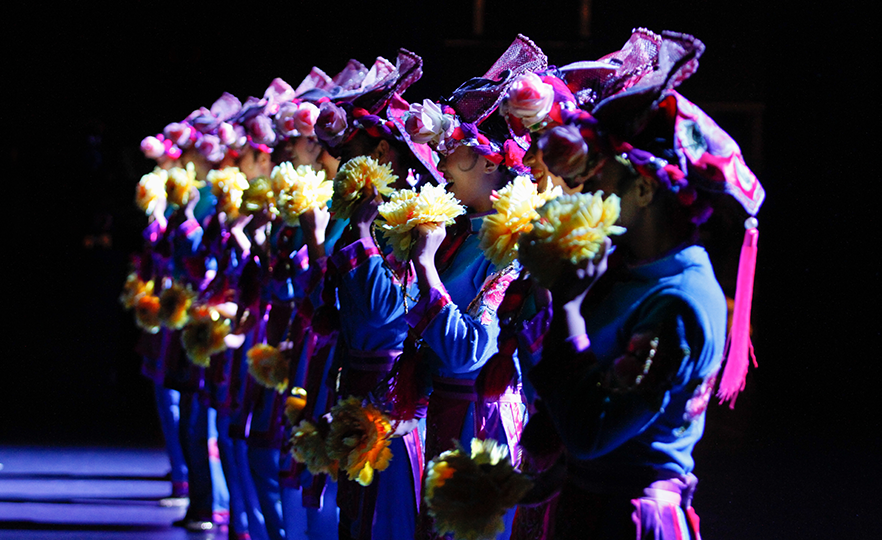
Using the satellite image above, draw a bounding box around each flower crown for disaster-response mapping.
[499,72,578,136]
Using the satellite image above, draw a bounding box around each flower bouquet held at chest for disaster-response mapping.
[376,183,466,261]
[517,191,626,288]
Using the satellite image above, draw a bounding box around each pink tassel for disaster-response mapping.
[717,218,759,408]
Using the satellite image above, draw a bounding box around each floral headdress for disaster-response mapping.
[402,35,548,175]
[538,29,765,406]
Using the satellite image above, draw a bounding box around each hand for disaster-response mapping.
[551,237,611,309]
[300,206,331,260]
[411,222,447,296]
[184,186,200,222]
[230,214,254,254]
[224,332,246,350]
[349,187,381,240]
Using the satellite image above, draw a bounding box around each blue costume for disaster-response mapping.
[328,235,423,540]
[529,245,726,539]
[407,214,526,540]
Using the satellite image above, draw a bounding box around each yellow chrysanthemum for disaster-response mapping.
[135,168,167,215]
[157,282,196,330]
[241,175,276,216]
[326,396,393,486]
[246,344,289,393]
[208,167,249,219]
[518,191,626,287]
[134,293,161,334]
[331,156,397,220]
[285,387,308,426]
[181,304,231,367]
[275,163,334,225]
[376,184,465,261]
[120,272,155,310]
[165,162,204,208]
[291,419,340,480]
[478,176,562,267]
[425,439,533,540]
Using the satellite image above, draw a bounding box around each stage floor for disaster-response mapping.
[0,445,208,539]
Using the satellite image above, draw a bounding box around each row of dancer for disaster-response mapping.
[123,28,764,540]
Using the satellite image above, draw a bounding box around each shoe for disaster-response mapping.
[172,517,215,532]
[160,480,189,507]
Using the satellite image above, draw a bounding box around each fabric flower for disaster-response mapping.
[518,192,626,287]
[314,101,349,147]
[290,418,339,480]
[245,114,277,146]
[424,438,533,540]
[478,176,562,267]
[181,304,230,367]
[246,344,289,393]
[275,163,334,225]
[196,134,225,163]
[141,136,165,159]
[208,167,249,219]
[537,124,590,180]
[285,387,308,426]
[136,167,168,215]
[325,396,394,487]
[501,72,555,129]
[134,293,161,334]
[276,102,320,138]
[158,281,196,330]
[165,162,203,208]
[164,122,195,148]
[331,156,397,220]
[377,184,465,261]
[404,99,456,147]
[241,175,276,216]
[120,272,154,310]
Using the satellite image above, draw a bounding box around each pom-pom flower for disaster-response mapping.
[241,175,276,216]
[207,167,249,219]
[290,418,339,480]
[158,282,196,330]
[165,162,204,208]
[246,343,289,393]
[331,156,396,220]
[136,168,168,215]
[425,438,533,540]
[518,192,626,287]
[120,272,155,310]
[274,162,334,225]
[376,184,465,261]
[181,305,231,367]
[478,176,562,267]
[285,387,308,426]
[325,396,394,486]
[134,292,161,334]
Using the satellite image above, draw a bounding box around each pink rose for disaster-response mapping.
[164,122,195,148]
[314,102,349,146]
[245,115,277,146]
[405,99,455,146]
[275,103,301,137]
[538,125,589,180]
[502,73,555,128]
[141,136,165,159]
[196,134,224,163]
[291,102,319,137]
[218,122,238,146]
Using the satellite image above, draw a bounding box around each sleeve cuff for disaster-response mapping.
[143,220,165,244]
[328,237,381,275]
[405,286,452,336]
[179,218,201,239]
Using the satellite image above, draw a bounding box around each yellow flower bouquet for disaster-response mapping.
[165,162,204,208]
[274,162,334,226]
[158,281,196,330]
[331,156,396,220]
[208,167,249,219]
[518,191,626,287]
[181,304,231,367]
[478,176,561,267]
[424,438,533,540]
[376,184,465,261]
[135,167,167,215]
[246,343,289,393]
[325,396,394,487]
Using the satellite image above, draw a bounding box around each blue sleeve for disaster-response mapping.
[529,294,703,460]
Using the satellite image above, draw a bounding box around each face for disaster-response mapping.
[523,137,581,195]
[436,145,496,212]
[289,136,324,169]
[238,148,272,179]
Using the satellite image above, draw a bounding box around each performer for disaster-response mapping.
[399,34,547,540]
[311,49,431,540]
[522,29,764,539]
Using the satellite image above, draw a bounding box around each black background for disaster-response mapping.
[2,1,877,537]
